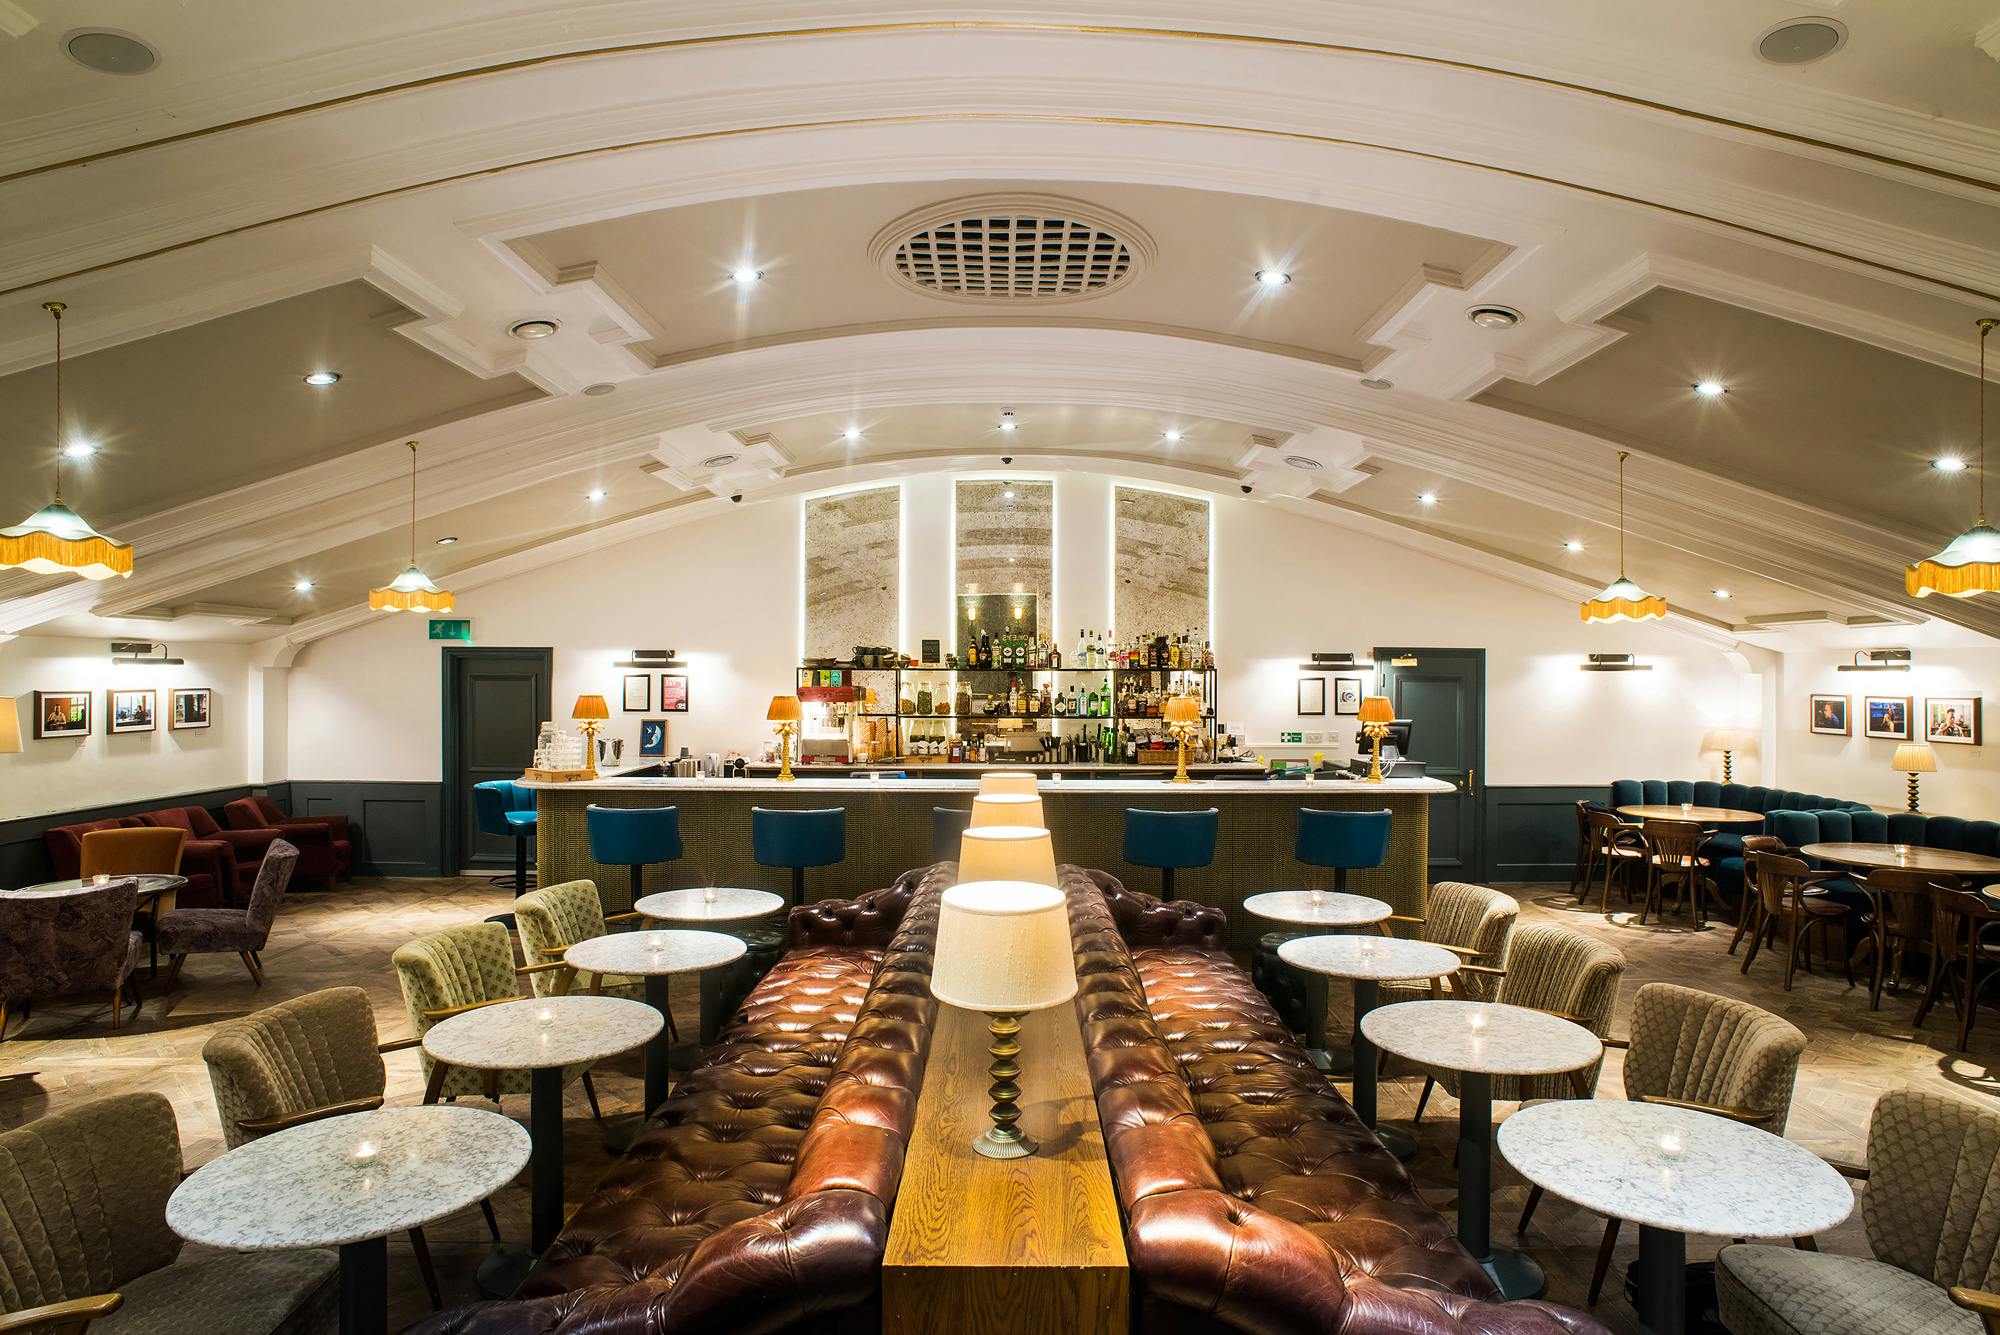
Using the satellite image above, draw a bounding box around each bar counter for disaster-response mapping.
[524,774,1451,948]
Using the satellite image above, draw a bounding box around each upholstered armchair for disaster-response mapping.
[1383,880,1519,1004]
[139,804,281,902]
[224,795,351,886]
[511,879,648,1003]
[1718,1088,2000,1335]
[201,986,498,1310]
[0,880,143,1040]
[1413,922,1626,1118]
[0,1092,336,1334]
[157,840,298,988]
[1521,983,1807,1304]
[48,814,237,910]
[390,920,600,1113]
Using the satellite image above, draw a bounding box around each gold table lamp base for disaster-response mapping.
[1906,771,1922,813]
[973,1011,1036,1159]
[579,721,602,777]
[775,722,798,782]
[1363,724,1388,784]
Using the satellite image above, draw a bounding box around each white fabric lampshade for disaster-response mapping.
[979,770,1040,798]
[930,881,1078,1014]
[971,793,1045,828]
[958,826,1057,886]
[0,697,19,754]
[1892,743,1937,774]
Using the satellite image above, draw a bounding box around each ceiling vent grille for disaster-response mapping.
[873,195,1153,306]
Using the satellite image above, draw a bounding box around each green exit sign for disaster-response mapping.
[427,619,474,642]
[1279,731,1303,744]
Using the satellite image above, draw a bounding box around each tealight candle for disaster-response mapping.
[702,885,717,904]
[1359,938,1376,956]
[1680,802,1694,815]
[648,932,666,951]
[1467,1010,1488,1034]
[1050,772,1063,782]
[536,1007,555,1028]
[1309,888,1326,907]
[351,1140,379,1169]
[1659,1129,1686,1158]
[869,770,882,781]
[92,873,110,886]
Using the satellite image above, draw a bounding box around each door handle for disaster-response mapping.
[1462,768,1477,798]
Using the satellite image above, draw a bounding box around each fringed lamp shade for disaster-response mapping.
[368,565,454,613]
[1580,576,1667,623]
[1892,743,1936,775]
[1163,694,1202,726]
[1358,695,1395,726]
[0,502,133,580]
[1909,320,2000,599]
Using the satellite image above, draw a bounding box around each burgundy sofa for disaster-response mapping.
[409,862,945,1335]
[224,795,351,885]
[44,816,236,910]
[1066,866,1606,1334]
[139,805,281,902]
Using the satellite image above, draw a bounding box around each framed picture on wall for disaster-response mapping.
[1296,676,1326,716]
[638,718,668,757]
[1808,693,1850,736]
[33,691,91,739]
[1925,696,1982,745]
[170,687,212,730]
[621,674,651,712]
[1864,695,1911,741]
[109,688,157,734]
[659,674,689,712]
[1333,676,1363,716]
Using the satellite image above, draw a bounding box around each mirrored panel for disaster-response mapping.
[955,478,1054,634]
[1114,486,1210,642]
[803,485,899,659]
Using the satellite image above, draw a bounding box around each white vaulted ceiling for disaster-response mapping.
[0,0,1997,655]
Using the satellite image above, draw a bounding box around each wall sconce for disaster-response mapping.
[110,640,185,666]
[612,648,687,668]
[1835,649,1913,672]
[1298,651,1376,670]
[1580,653,1651,672]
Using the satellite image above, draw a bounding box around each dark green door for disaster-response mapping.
[443,647,552,876]
[1378,648,1485,881]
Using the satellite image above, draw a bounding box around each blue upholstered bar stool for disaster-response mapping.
[585,804,683,913]
[932,806,973,863]
[1255,807,1395,1040]
[473,780,538,895]
[752,807,846,907]
[1123,808,1219,903]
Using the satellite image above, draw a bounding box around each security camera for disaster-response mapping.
[730,493,743,504]
[1241,484,1254,494]
[1000,456,1013,466]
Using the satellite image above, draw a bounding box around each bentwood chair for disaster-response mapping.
[157,839,297,988]
[1519,983,1806,1305]
[1916,887,2000,1051]
[1638,818,1712,926]
[0,880,143,1040]
[1581,808,1647,913]
[1381,881,1518,1004]
[1859,867,1951,1013]
[0,1092,338,1335]
[1739,852,1851,991]
[201,986,500,1310]
[1728,835,1788,955]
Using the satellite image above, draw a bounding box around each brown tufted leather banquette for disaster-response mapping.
[409,863,944,1335]
[1066,867,1607,1335]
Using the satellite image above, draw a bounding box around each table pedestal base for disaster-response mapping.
[1300,972,1355,1074]
[475,1242,537,1301]
[1480,1245,1546,1302]
[1455,1072,1542,1298]
[1372,1123,1418,1161]
[338,1235,387,1335]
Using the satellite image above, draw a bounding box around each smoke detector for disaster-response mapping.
[1467,305,1522,329]
[507,318,561,340]
[1757,17,1847,64]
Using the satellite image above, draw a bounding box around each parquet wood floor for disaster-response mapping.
[2,875,1991,1332]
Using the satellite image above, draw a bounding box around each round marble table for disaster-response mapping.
[634,886,786,923]
[1362,1001,1603,1300]
[423,995,659,1295]
[564,930,746,1116]
[167,1105,528,1335]
[1277,936,1459,1160]
[1246,891,1395,1073]
[1802,841,2000,878]
[1617,805,1764,826]
[3,873,186,899]
[1499,1100,1854,1335]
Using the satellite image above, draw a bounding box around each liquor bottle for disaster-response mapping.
[979,630,991,669]
[1051,637,1061,669]
[1054,687,1067,717]
[1040,683,1052,715]
[1086,686,1099,718]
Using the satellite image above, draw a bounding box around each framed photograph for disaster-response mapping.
[637,718,668,758]
[1808,693,1849,736]
[109,688,157,734]
[1296,676,1326,716]
[33,691,91,739]
[1333,676,1363,716]
[1926,696,1983,746]
[170,687,212,731]
[1864,695,1911,741]
[659,674,689,713]
[621,674,651,712]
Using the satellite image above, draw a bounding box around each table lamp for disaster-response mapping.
[971,792,1045,828]
[1163,693,1202,784]
[957,826,1057,886]
[571,694,609,776]
[1358,695,1396,783]
[767,694,803,782]
[0,698,20,754]
[979,770,1040,797]
[929,880,1078,1159]
[1702,727,1743,782]
[1892,742,1936,813]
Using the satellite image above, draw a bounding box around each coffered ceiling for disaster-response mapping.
[0,0,1996,653]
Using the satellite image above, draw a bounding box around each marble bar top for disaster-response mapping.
[521,773,1455,795]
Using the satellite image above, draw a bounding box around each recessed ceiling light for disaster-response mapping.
[700,452,739,469]
[731,267,764,285]
[842,427,862,442]
[1693,380,1729,398]
[508,318,561,340]
[1563,540,1584,553]
[998,411,1018,433]
[1358,377,1394,390]
[1284,455,1323,471]
[1162,429,1182,442]
[293,579,314,593]
[586,488,606,502]
[1418,492,1438,507]
[1255,269,1292,287]
[62,28,159,75]
[435,536,458,546]
[61,441,95,459]
[582,382,616,397]
[1934,456,1969,473]
[1467,305,1522,329]
[1712,588,1732,599]
[1757,17,1847,65]
[303,370,341,386]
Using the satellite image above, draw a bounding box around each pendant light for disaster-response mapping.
[1580,450,1666,623]
[0,302,134,580]
[1907,318,2000,599]
[368,440,454,613]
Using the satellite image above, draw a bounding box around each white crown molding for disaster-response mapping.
[0,1,39,41]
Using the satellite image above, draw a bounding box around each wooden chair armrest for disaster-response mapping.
[1458,963,1507,978]
[1433,943,1484,959]
[1387,914,1425,927]
[535,943,572,959]
[1635,1093,1776,1125]
[604,912,643,925]
[1601,1034,1631,1049]
[377,1036,422,1054]
[422,997,511,1021]
[0,1292,123,1333]
[518,960,571,976]
[1827,1158,1871,1181]
[1950,1287,2000,1334]
[1526,1005,1596,1026]
[239,1095,385,1135]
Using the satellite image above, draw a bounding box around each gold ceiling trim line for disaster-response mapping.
[3,22,1993,194]
[3,112,1996,306]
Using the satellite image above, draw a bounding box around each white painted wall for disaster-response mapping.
[0,634,253,820]
[282,474,1763,791]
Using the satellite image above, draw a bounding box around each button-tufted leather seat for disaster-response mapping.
[1065,866,1606,1334]
[407,863,944,1335]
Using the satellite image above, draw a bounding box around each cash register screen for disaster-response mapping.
[1354,719,1414,758]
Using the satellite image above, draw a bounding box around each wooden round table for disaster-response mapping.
[1617,805,1764,825]
[1800,842,2000,877]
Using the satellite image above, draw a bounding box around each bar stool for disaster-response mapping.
[1255,808,1394,1035]
[932,806,974,863]
[752,807,846,907]
[585,804,682,913]
[473,780,537,894]
[1122,808,1219,903]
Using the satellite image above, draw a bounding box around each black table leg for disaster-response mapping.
[338,1235,388,1335]
[698,965,724,1046]
[642,974,672,1114]
[1458,1070,1546,1299]
[1351,979,1379,1127]
[1636,1225,1686,1335]
[529,1064,563,1254]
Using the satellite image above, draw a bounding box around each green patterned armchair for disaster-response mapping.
[1719,1088,2000,1335]
[510,879,644,1001]
[1382,881,1519,1005]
